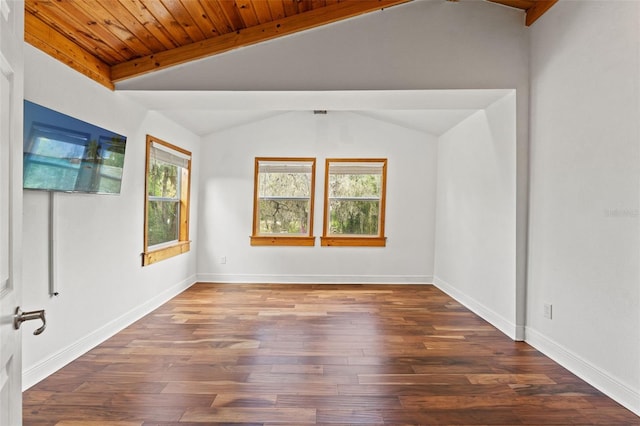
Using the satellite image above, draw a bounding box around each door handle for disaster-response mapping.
[14,307,46,335]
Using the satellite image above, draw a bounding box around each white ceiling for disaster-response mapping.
[122,89,513,137]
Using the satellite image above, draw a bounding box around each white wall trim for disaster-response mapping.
[22,275,197,391]
[433,275,519,340]
[196,273,433,285]
[526,327,640,416]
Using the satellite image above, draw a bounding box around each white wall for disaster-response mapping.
[434,93,517,338]
[528,1,640,414]
[197,111,437,283]
[22,45,200,388]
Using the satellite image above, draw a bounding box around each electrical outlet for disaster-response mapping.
[220,256,226,264]
[543,303,552,319]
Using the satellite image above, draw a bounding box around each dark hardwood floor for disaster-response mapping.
[23,283,639,425]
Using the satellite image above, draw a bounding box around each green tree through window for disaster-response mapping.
[147,159,179,246]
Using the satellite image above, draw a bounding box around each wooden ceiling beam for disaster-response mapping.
[486,0,557,26]
[486,0,534,9]
[525,0,558,26]
[25,13,114,90]
[111,0,412,83]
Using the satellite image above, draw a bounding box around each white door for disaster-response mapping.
[0,0,24,424]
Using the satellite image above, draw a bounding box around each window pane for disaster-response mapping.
[259,172,311,197]
[148,160,179,198]
[147,200,179,246]
[258,199,310,234]
[329,173,381,198]
[329,199,379,235]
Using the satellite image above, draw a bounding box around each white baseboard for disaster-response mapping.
[432,275,520,340]
[196,273,433,285]
[22,275,197,391]
[525,327,640,416]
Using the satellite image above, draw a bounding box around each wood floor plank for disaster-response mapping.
[466,373,556,385]
[247,371,357,385]
[270,364,324,374]
[358,373,472,385]
[324,364,416,375]
[180,407,316,423]
[338,383,522,397]
[212,393,278,407]
[57,422,142,426]
[162,381,339,396]
[275,394,402,410]
[25,404,184,422]
[382,407,525,425]
[316,409,384,424]
[22,283,638,425]
[235,355,349,366]
[399,395,595,410]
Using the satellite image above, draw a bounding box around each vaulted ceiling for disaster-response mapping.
[24,0,557,90]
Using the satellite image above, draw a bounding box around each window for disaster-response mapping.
[251,157,316,246]
[322,158,387,247]
[143,135,191,265]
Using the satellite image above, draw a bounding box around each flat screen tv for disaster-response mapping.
[23,100,127,194]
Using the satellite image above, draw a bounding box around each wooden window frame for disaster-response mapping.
[251,157,316,247]
[142,135,192,266]
[321,158,387,247]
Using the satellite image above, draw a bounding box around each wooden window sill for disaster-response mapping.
[321,236,387,247]
[250,236,316,246]
[142,241,191,266]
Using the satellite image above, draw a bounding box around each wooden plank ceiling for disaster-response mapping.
[24,0,557,90]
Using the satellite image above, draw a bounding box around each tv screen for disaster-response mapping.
[23,100,127,194]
